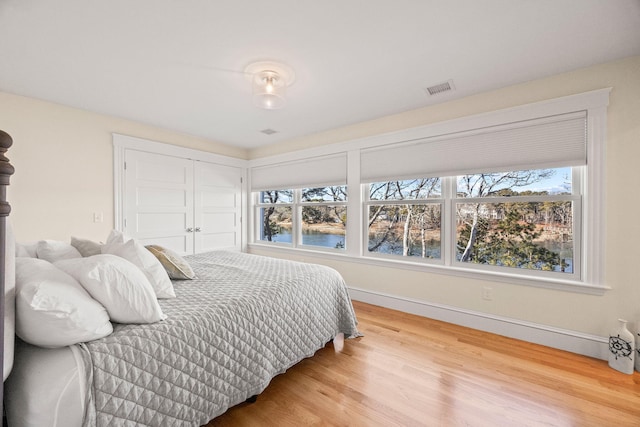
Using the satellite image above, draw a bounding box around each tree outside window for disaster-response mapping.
[367,178,442,259]
[455,168,574,274]
[258,190,292,243]
[301,186,347,250]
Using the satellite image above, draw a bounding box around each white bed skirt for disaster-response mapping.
[5,339,85,427]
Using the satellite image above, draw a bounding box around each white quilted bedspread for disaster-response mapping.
[79,251,360,427]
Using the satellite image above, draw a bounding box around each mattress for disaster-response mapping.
[5,339,85,427]
[6,250,359,427]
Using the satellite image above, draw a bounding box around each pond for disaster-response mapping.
[267,230,573,273]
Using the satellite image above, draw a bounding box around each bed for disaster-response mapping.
[0,133,360,426]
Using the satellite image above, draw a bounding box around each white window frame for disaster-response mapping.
[254,189,294,247]
[255,187,348,253]
[363,179,444,264]
[248,89,610,294]
[447,168,582,280]
[361,167,581,280]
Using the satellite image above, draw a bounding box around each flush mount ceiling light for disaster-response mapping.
[244,61,295,110]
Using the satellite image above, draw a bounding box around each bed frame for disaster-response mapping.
[0,129,14,417]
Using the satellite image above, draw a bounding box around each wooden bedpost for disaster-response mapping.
[0,130,14,420]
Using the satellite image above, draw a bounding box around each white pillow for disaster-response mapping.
[102,238,176,299]
[15,242,37,258]
[15,258,113,348]
[104,229,127,247]
[36,240,82,262]
[55,255,166,324]
[71,236,102,257]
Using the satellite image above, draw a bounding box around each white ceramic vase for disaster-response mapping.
[636,322,640,372]
[608,319,635,374]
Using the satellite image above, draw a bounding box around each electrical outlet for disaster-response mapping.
[93,212,104,223]
[482,286,494,301]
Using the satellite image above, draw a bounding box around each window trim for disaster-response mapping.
[255,188,348,252]
[248,89,611,293]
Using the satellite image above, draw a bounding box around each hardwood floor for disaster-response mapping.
[207,301,640,426]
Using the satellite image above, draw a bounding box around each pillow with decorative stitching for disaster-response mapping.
[146,245,196,280]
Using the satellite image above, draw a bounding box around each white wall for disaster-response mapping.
[248,55,640,357]
[0,92,247,242]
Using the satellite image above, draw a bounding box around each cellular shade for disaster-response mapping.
[250,153,347,191]
[360,111,587,183]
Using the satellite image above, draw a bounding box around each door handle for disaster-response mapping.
[186,227,194,232]
[195,227,201,232]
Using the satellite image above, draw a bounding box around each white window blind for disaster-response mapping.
[360,111,587,183]
[250,153,347,191]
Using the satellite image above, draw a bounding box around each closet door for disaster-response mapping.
[194,161,242,253]
[124,150,194,254]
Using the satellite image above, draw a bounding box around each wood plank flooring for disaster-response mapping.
[207,301,640,426]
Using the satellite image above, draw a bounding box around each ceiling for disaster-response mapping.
[1,1,639,150]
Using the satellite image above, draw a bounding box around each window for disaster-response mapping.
[366,179,442,259]
[363,167,578,279]
[257,190,293,244]
[454,167,578,277]
[250,89,610,289]
[301,186,347,249]
[256,186,347,251]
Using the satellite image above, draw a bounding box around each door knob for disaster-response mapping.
[195,227,201,232]
[186,228,194,232]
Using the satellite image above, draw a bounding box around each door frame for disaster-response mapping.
[112,133,248,251]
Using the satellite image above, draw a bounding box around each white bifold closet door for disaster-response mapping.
[193,159,241,253]
[123,149,241,255]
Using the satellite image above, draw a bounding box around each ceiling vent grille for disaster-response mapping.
[260,128,278,135]
[424,79,455,96]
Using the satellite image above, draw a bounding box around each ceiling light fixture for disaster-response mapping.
[244,61,295,110]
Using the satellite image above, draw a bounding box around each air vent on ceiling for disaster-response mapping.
[260,128,278,135]
[424,79,455,96]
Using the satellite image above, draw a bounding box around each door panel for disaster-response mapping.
[137,187,187,207]
[194,162,242,253]
[201,191,236,207]
[136,212,188,232]
[201,212,236,232]
[124,150,194,255]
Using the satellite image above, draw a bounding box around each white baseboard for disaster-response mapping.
[348,286,609,361]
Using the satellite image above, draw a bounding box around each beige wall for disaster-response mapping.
[1,55,638,340]
[0,92,247,242]
[249,55,640,338]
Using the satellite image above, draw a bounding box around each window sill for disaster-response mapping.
[248,242,609,296]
